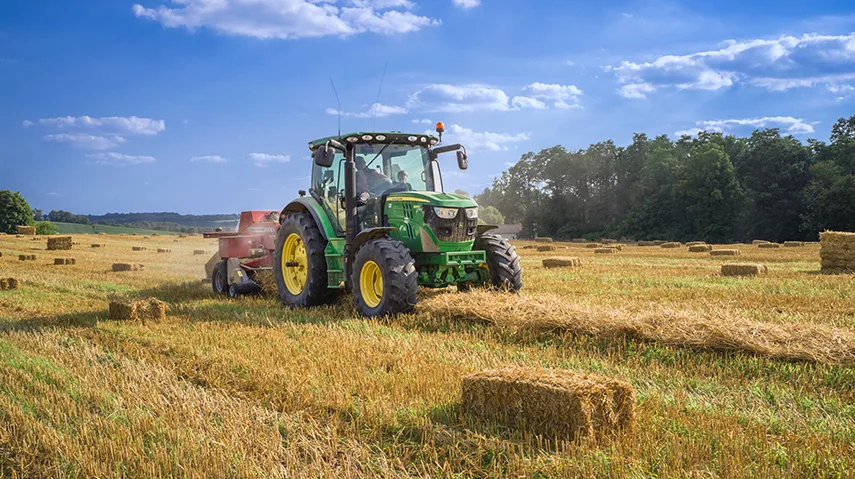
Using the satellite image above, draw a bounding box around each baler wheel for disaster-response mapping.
[212,261,228,295]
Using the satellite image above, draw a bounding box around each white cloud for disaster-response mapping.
[612,33,855,96]
[439,124,529,152]
[676,116,815,137]
[46,192,60,197]
[248,153,291,167]
[411,118,432,124]
[452,0,480,8]
[86,152,156,166]
[25,116,165,135]
[619,83,655,99]
[522,82,583,108]
[407,84,510,112]
[326,103,407,118]
[43,133,125,150]
[827,83,854,93]
[133,0,439,40]
[510,96,547,110]
[190,155,228,163]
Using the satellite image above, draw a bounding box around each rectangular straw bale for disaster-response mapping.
[91,243,105,248]
[193,249,207,255]
[542,257,581,268]
[820,231,855,273]
[594,248,616,254]
[112,263,144,272]
[686,241,706,247]
[660,242,681,249]
[0,279,6,290]
[688,244,713,252]
[534,237,553,243]
[462,367,635,440]
[585,243,601,249]
[108,297,166,322]
[46,236,73,250]
[132,246,147,251]
[722,263,768,276]
[637,241,656,246]
[16,226,35,235]
[157,248,171,253]
[758,243,781,249]
[752,240,770,245]
[54,258,65,265]
[783,241,804,247]
[536,245,556,252]
[710,249,740,256]
[522,245,536,249]
[0,278,19,291]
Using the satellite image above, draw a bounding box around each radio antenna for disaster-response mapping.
[372,62,388,131]
[329,78,341,137]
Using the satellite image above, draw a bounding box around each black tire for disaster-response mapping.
[273,212,333,308]
[474,234,523,292]
[212,261,228,295]
[352,237,418,317]
[228,283,239,298]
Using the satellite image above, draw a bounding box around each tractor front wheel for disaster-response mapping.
[475,234,523,292]
[352,237,417,317]
[273,212,333,308]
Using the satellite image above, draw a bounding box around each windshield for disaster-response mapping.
[354,144,440,195]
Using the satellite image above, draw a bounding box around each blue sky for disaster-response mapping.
[2,0,855,215]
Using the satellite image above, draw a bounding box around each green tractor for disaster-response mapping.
[274,123,522,317]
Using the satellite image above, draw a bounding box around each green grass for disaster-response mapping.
[52,222,179,236]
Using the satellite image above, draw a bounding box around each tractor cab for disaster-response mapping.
[272,123,523,317]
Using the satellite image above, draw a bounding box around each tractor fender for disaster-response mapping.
[280,198,338,240]
[349,227,395,260]
[476,224,499,236]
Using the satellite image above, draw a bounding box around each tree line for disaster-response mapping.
[474,115,855,243]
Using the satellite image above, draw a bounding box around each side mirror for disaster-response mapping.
[314,145,335,168]
[457,150,468,170]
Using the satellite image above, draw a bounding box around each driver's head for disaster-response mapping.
[355,156,367,170]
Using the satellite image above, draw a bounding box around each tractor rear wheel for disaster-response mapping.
[273,212,333,308]
[212,261,228,295]
[352,237,417,317]
[475,234,523,292]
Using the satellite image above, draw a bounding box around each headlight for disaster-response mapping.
[465,207,478,219]
[433,207,458,219]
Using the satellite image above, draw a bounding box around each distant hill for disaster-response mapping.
[53,222,181,236]
[86,212,240,232]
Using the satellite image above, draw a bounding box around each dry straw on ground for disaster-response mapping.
[534,237,553,243]
[758,243,781,249]
[53,258,76,265]
[46,236,73,250]
[710,249,740,256]
[594,248,616,254]
[542,257,581,268]
[820,231,855,273]
[688,244,713,253]
[108,296,167,322]
[421,291,855,366]
[660,242,681,249]
[112,263,144,272]
[783,241,805,247]
[537,245,556,252]
[721,263,768,277]
[0,278,20,290]
[462,367,635,440]
[16,226,35,235]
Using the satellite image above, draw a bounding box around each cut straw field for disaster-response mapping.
[1,234,854,477]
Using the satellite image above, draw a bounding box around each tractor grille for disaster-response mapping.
[422,206,478,243]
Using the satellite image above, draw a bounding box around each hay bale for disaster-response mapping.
[542,257,581,268]
[521,245,536,250]
[783,241,804,247]
[637,241,656,246]
[193,249,207,255]
[610,244,624,251]
[462,367,635,440]
[722,263,768,277]
[18,254,36,261]
[46,236,72,250]
[660,242,681,249]
[16,226,35,235]
[688,244,713,253]
[584,243,601,249]
[132,246,147,252]
[112,263,144,272]
[108,297,166,322]
[157,248,172,253]
[820,231,855,273]
[534,237,553,243]
[758,243,781,249]
[0,278,20,291]
[594,248,616,254]
[710,249,740,257]
[686,241,706,247]
[536,245,556,252]
[91,243,105,248]
[752,240,770,245]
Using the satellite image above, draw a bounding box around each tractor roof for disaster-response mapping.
[308,132,439,150]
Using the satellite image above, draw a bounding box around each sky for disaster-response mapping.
[2,0,855,215]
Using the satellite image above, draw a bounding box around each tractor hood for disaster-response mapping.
[386,191,477,208]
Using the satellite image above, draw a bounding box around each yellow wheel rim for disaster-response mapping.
[359,260,383,308]
[281,233,307,295]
